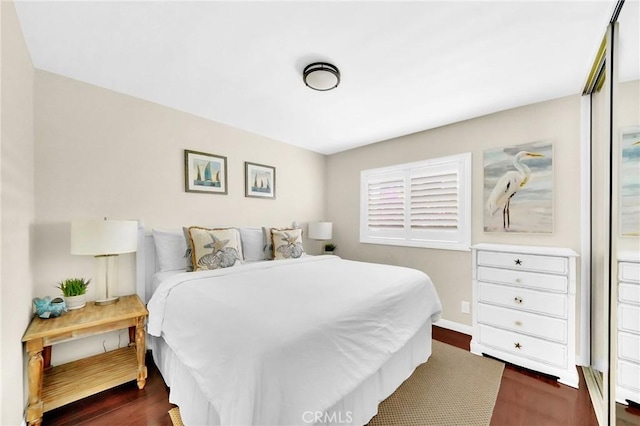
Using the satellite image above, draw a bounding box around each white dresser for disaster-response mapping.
[471,243,579,388]
[617,253,640,405]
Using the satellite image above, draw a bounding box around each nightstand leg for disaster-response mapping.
[26,339,44,426]
[135,316,147,389]
[43,346,52,369]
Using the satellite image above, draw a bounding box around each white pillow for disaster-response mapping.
[152,229,188,272]
[240,227,267,261]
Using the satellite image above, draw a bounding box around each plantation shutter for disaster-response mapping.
[366,173,405,230]
[360,153,471,251]
[361,171,406,241]
[409,165,459,231]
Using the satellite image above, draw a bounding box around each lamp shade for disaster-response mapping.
[71,220,138,255]
[308,222,333,240]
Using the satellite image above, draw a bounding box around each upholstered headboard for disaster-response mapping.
[135,224,158,304]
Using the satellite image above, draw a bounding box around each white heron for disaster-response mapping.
[486,151,544,229]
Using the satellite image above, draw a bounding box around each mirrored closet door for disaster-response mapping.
[611,1,640,424]
[586,22,612,423]
[586,1,640,424]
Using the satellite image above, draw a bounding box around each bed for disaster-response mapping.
[138,226,442,425]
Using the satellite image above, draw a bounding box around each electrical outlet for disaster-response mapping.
[461,301,470,314]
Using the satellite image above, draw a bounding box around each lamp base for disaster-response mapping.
[95,296,119,306]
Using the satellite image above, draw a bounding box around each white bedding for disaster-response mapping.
[151,270,182,295]
[147,255,441,426]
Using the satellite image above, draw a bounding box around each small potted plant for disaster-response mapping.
[324,243,337,254]
[57,278,91,310]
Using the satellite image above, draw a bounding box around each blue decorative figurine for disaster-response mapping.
[33,296,67,319]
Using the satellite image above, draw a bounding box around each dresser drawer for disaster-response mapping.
[618,332,640,363]
[477,266,567,293]
[620,262,640,283]
[618,359,640,391]
[477,282,567,318]
[477,251,568,274]
[478,324,566,368]
[619,283,640,305]
[620,304,640,334]
[477,303,567,343]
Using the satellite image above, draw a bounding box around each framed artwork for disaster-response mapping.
[620,126,640,237]
[184,150,228,194]
[245,162,276,199]
[483,140,553,233]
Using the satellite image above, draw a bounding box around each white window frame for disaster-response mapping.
[360,152,472,251]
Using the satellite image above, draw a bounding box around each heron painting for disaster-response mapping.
[484,141,553,233]
[620,127,640,236]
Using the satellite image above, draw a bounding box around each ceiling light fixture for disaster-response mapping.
[303,62,340,91]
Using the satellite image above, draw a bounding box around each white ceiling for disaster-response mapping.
[15,1,620,155]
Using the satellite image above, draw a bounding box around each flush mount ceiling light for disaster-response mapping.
[303,62,340,91]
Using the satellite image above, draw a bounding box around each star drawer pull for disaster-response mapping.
[514,342,522,349]
[514,259,522,266]
[514,297,523,304]
[515,320,522,326]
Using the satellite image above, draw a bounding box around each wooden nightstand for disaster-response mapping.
[22,294,148,426]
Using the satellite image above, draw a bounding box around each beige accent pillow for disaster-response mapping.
[271,228,305,260]
[188,227,243,271]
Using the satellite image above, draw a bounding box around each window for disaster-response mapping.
[360,153,471,251]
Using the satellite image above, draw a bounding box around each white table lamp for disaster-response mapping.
[71,219,138,305]
[308,221,334,254]
[308,222,333,241]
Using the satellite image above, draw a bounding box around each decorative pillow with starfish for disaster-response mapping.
[270,228,305,260]
[187,227,244,271]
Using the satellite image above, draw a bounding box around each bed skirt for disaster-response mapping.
[151,320,433,426]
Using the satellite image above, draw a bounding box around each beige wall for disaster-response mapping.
[33,70,326,364]
[1,0,35,424]
[327,95,582,327]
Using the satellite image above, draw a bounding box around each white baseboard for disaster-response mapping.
[434,318,472,336]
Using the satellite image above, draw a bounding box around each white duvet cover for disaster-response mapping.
[147,256,441,426]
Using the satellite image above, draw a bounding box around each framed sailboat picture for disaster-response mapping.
[184,150,228,194]
[245,162,276,199]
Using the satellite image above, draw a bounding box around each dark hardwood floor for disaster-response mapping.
[433,326,598,425]
[44,326,604,425]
